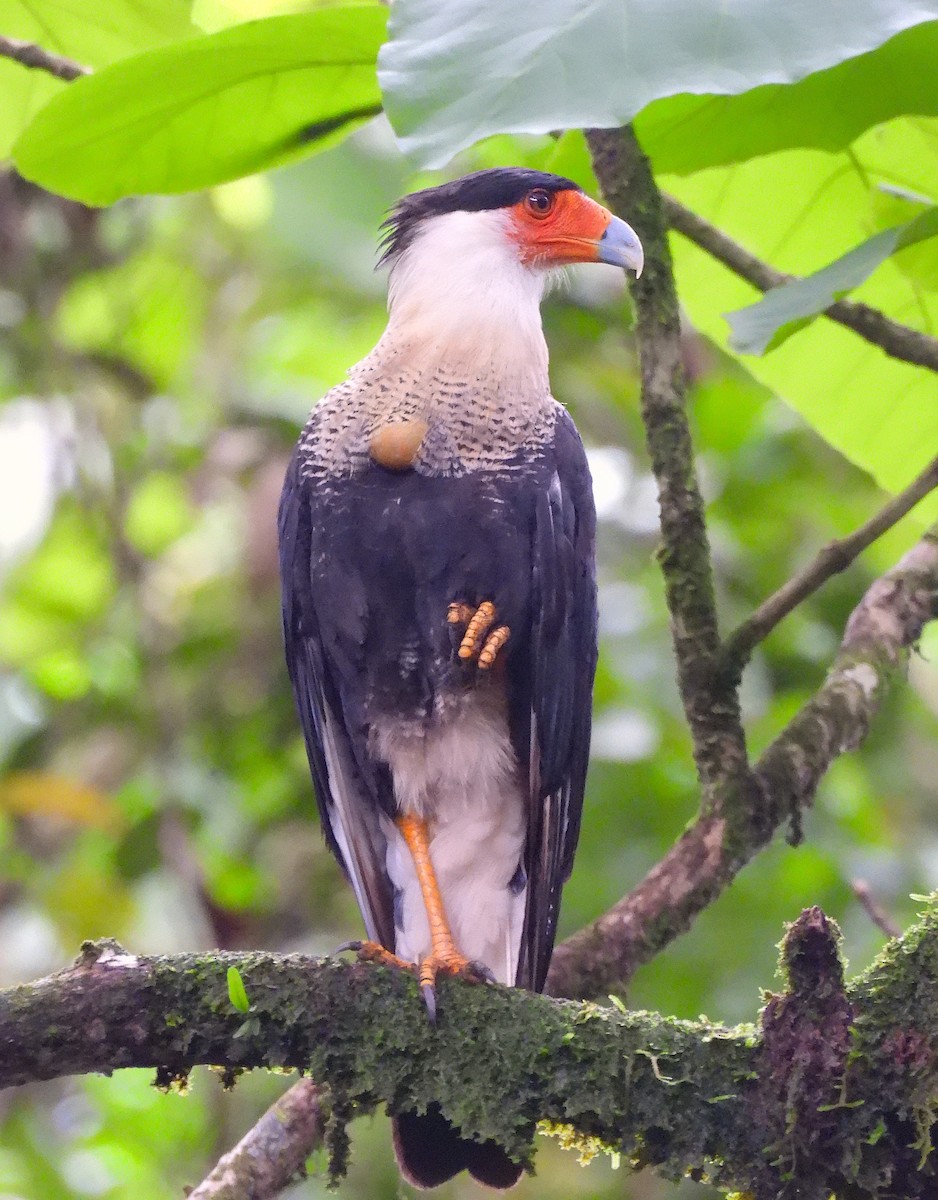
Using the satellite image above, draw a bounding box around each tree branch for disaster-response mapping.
[586,125,752,796]
[0,939,755,1187]
[6,910,938,1197]
[547,526,938,1000]
[751,906,854,1197]
[723,454,938,670]
[757,528,938,821]
[0,35,88,81]
[663,193,938,375]
[188,1078,325,1199]
[851,879,900,940]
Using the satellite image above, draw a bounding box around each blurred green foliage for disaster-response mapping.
[1,26,937,1195]
[1,125,936,1198]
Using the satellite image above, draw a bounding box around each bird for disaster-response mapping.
[278,167,643,1189]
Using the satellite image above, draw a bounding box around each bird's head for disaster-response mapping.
[381,167,643,277]
[378,169,643,367]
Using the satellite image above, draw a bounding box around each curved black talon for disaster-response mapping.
[421,982,438,1024]
[335,939,364,955]
[467,960,496,985]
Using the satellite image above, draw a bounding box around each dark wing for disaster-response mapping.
[514,408,597,992]
[278,455,396,950]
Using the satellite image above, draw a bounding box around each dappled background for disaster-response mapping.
[1,110,937,1200]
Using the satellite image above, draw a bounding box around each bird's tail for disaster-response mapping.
[392,1105,523,1190]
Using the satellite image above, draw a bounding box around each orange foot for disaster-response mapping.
[398,812,497,1021]
[339,940,493,1023]
[339,940,414,973]
[416,949,495,1023]
[447,600,510,671]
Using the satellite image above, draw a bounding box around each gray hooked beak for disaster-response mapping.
[597,215,644,277]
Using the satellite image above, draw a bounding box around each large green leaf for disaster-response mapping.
[191,0,340,32]
[13,6,386,205]
[636,20,938,176]
[727,206,938,355]
[664,117,938,509]
[380,0,938,167]
[0,0,195,157]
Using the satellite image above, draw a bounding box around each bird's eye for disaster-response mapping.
[524,189,555,219]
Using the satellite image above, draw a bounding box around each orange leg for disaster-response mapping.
[396,813,493,1020]
[448,600,510,670]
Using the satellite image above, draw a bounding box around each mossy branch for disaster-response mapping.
[585,125,752,798]
[5,914,938,1198]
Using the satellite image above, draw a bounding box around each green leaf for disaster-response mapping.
[379,0,938,167]
[226,966,251,1013]
[192,0,346,33]
[636,21,938,176]
[665,115,938,510]
[13,6,387,205]
[0,0,196,157]
[727,206,938,355]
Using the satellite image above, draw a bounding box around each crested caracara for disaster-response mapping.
[278,167,643,1189]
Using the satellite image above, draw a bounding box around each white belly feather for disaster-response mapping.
[371,691,527,986]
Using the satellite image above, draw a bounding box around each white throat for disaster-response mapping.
[375,209,551,391]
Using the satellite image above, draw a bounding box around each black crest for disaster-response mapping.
[379,168,581,265]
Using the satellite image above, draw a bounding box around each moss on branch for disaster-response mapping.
[585,124,751,796]
[5,918,938,1196]
[2,939,756,1186]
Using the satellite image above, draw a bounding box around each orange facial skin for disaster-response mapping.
[508,188,614,266]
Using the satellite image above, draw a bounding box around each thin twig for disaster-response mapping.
[587,125,752,794]
[852,879,900,940]
[188,1078,324,1199]
[723,455,938,671]
[0,34,88,81]
[548,527,938,999]
[663,194,938,375]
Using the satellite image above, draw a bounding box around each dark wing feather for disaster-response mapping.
[278,456,395,950]
[514,409,597,992]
